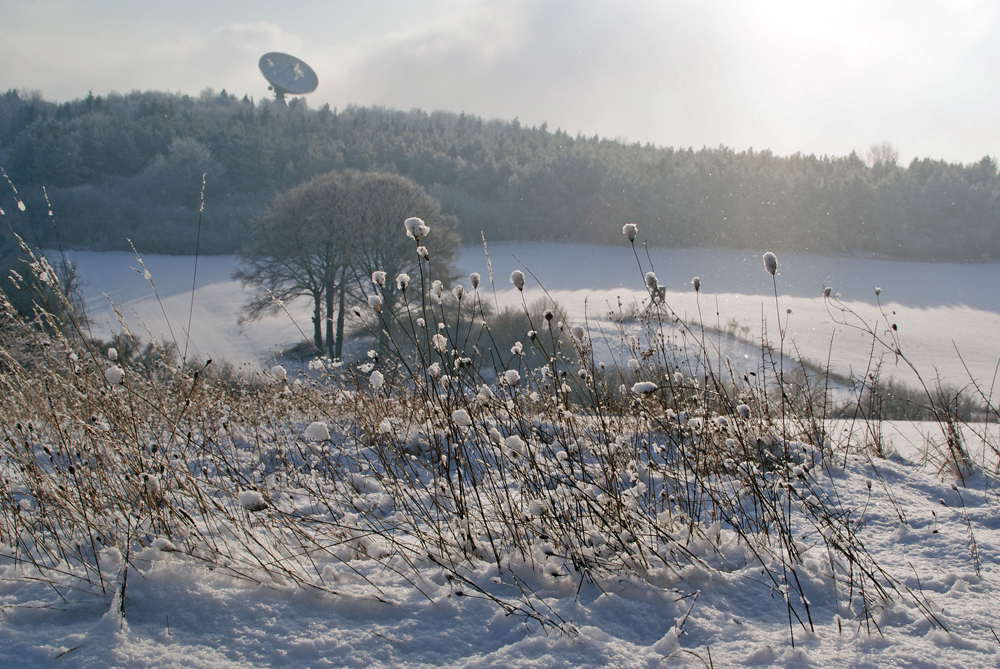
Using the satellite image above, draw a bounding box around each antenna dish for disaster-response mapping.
[258,52,318,103]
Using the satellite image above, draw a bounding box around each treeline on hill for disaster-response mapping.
[0,88,998,259]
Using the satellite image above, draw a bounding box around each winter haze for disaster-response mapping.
[3,0,1000,164]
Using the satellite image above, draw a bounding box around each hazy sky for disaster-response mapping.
[3,0,999,164]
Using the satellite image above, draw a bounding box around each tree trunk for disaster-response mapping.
[325,276,335,358]
[312,291,323,351]
[335,267,347,360]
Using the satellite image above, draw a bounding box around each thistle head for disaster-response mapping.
[763,252,777,276]
[404,217,430,240]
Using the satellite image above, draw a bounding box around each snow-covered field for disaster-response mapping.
[3,417,1000,669]
[69,243,1000,387]
[5,242,996,669]
[462,243,1000,391]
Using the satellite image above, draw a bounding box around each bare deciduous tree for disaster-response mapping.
[234,171,354,353]
[235,170,459,358]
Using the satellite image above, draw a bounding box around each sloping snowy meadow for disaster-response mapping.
[69,243,1000,387]
[2,241,1000,668]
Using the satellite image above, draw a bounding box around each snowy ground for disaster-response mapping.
[2,421,999,668]
[66,243,1000,390]
[462,243,1000,392]
[10,243,994,668]
[68,251,307,373]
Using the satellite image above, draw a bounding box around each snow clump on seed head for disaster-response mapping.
[692,277,701,292]
[368,294,383,313]
[404,217,429,240]
[107,347,118,361]
[622,223,637,242]
[238,490,267,512]
[645,272,658,292]
[370,370,384,390]
[763,251,778,276]
[142,473,160,495]
[396,273,410,291]
[371,270,386,287]
[632,381,658,394]
[504,369,521,386]
[270,365,287,380]
[105,365,125,385]
[416,246,429,260]
[470,272,480,289]
[451,409,473,427]
[505,435,525,456]
[452,284,465,300]
[510,270,525,291]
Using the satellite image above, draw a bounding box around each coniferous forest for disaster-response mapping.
[0,87,997,260]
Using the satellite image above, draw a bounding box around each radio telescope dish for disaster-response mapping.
[258,52,318,103]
